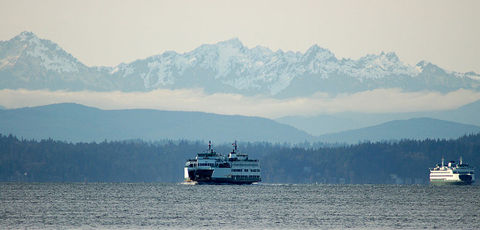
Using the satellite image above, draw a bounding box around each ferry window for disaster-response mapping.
[244,169,248,172]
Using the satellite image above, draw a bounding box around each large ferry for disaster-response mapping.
[429,157,475,185]
[184,141,261,184]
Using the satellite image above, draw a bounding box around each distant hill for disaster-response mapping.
[277,99,480,136]
[431,99,480,127]
[0,103,313,143]
[317,118,480,144]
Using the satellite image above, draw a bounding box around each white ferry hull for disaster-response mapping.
[430,174,474,185]
[430,180,473,185]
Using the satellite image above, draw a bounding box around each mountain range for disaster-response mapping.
[1,31,479,97]
[0,103,478,144]
[2,32,480,143]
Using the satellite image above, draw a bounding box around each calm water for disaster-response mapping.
[1,183,479,229]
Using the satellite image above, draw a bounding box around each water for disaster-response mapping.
[1,183,479,229]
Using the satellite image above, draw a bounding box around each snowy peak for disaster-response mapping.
[251,45,274,56]
[1,31,84,73]
[304,45,336,62]
[16,31,37,41]
[384,52,400,62]
[415,60,445,74]
[217,37,244,49]
[345,51,418,79]
[416,60,433,69]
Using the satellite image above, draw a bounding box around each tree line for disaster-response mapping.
[1,133,479,184]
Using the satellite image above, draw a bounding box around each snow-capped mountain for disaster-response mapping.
[1,31,479,96]
[0,31,83,73]
[0,32,117,91]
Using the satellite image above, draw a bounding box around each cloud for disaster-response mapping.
[1,88,479,118]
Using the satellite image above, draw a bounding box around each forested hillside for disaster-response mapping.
[1,134,479,184]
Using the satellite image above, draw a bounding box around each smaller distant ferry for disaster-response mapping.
[429,157,475,185]
[184,141,261,184]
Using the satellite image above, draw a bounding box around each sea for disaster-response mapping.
[1,183,479,229]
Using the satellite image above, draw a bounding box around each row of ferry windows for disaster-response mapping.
[194,163,261,172]
[197,163,215,167]
[232,169,260,172]
[233,175,261,180]
[193,163,261,172]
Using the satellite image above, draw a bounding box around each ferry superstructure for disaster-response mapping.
[184,141,261,184]
[429,157,475,185]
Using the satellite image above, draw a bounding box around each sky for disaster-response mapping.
[1,0,479,73]
[1,0,480,117]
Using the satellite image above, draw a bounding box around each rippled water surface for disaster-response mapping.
[1,183,479,229]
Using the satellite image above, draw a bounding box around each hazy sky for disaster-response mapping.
[1,0,479,73]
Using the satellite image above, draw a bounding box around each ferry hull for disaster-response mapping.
[192,179,259,185]
[187,169,214,182]
[185,168,260,184]
[430,175,475,185]
[185,169,261,184]
[430,174,474,185]
[430,180,473,185]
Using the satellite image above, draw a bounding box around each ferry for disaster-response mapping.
[429,157,475,185]
[184,141,261,184]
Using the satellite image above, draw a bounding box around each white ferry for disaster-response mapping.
[184,141,261,184]
[429,157,475,185]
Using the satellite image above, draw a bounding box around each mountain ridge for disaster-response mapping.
[0,103,313,143]
[317,117,480,144]
[0,103,479,144]
[1,31,479,97]
[276,99,480,136]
